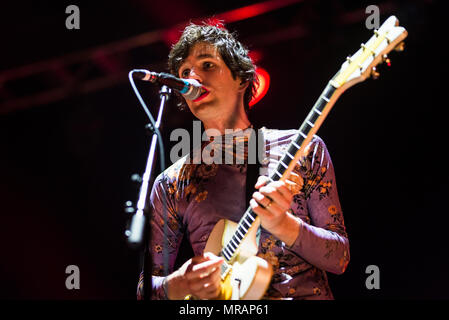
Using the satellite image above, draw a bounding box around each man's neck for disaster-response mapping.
[202,104,251,136]
[203,118,251,136]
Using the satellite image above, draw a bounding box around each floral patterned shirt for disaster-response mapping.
[137,127,350,300]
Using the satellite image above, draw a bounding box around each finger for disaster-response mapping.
[191,255,208,265]
[289,171,303,185]
[286,172,301,185]
[286,172,304,191]
[203,251,221,261]
[287,170,301,180]
[199,283,221,300]
[257,186,291,210]
[190,265,221,294]
[285,179,302,194]
[203,282,221,298]
[284,179,296,188]
[190,257,223,276]
[203,267,221,291]
[252,191,272,208]
[189,275,214,293]
[250,198,285,232]
[250,198,274,218]
[255,176,271,189]
[266,181,294,199]
[260,198,284,215]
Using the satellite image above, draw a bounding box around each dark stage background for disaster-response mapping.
[0,0,447,300]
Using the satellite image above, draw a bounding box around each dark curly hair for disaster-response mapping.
[167,22,258,114]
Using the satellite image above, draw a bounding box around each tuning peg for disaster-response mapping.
[131,173,142,183]
[124,201,135,214]
[394,41,405,52]
[371,67,380,79]
[382,54,391,67]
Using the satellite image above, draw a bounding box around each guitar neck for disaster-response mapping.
[220,81,340,264]
[271,82,337,183]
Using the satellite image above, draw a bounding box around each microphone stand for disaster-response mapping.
[126,83,171,300]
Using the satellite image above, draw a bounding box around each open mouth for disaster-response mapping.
[193,87,210,102]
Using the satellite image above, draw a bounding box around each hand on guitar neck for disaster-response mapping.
[164,252,224,300]
[250,174,303,247]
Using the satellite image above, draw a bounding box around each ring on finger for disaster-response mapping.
[265,199,273,209]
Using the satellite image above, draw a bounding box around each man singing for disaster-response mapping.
[137,22,349,300]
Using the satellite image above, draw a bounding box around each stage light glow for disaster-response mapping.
[248,50,263,64]
[249,67,270,108]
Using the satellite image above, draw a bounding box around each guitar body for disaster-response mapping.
[204,218,273,300]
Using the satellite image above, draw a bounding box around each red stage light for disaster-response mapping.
[248,50,263,64]
[249,67,270,108]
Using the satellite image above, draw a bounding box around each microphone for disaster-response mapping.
[132,69,203,100]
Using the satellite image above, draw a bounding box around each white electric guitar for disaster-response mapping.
[191,15,408,300]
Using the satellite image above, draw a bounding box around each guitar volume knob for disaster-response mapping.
[394,41,405,52]
[371,67,380,79]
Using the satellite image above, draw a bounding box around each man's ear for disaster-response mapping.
[239,80,249,91]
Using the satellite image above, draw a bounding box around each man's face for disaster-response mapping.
[178,42,246,122]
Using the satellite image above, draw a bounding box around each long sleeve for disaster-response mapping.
[288,137,350,274]
[136,172,185,300]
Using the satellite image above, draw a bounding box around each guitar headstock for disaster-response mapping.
[330,15,408,91]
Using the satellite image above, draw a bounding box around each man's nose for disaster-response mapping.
[187,69,203,84]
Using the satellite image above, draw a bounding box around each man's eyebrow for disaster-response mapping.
[195,53,216,59]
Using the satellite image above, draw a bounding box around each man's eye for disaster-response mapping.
[203,62,213,69]
[181,69,190,78]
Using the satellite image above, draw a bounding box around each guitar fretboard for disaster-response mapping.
[220,83,337,263]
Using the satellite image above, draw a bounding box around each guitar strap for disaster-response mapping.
[245,126,265,246]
